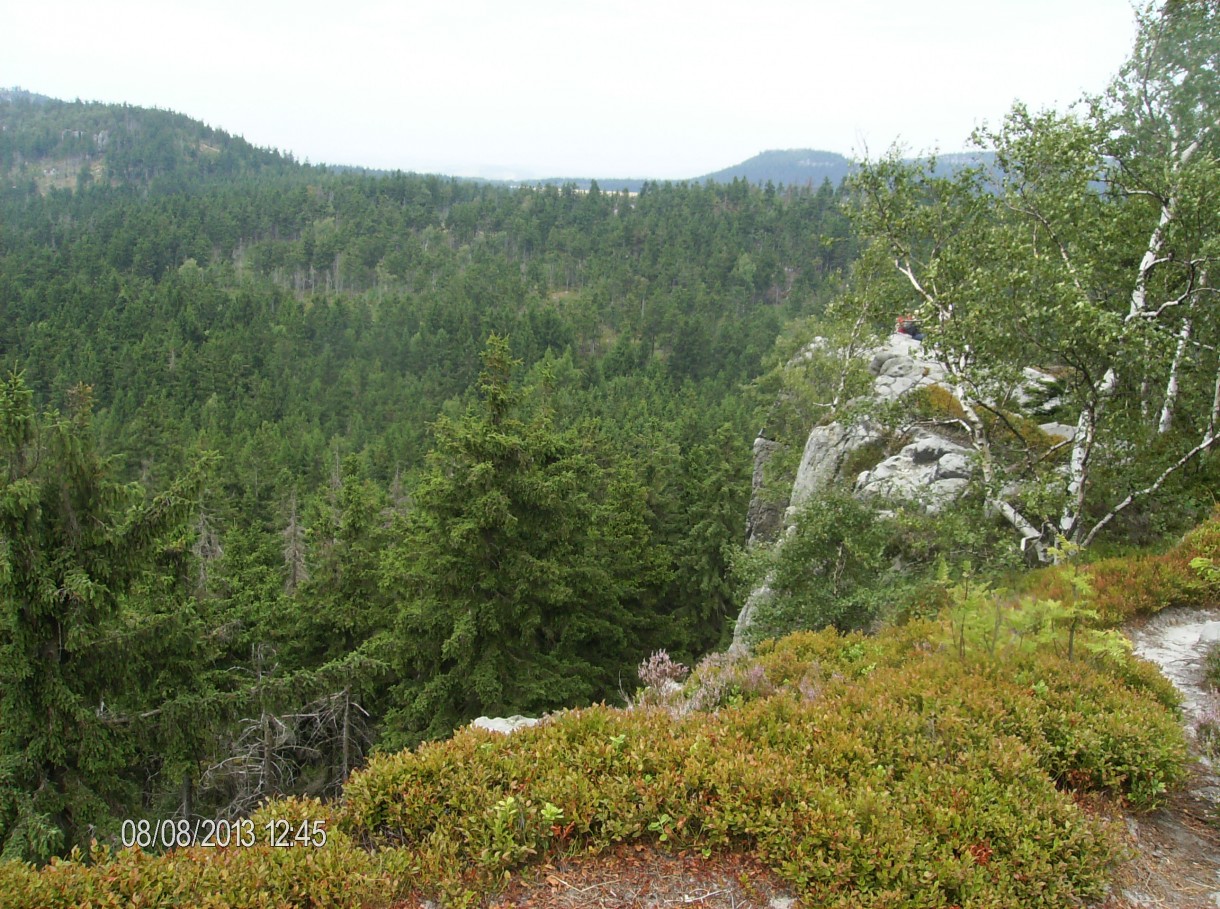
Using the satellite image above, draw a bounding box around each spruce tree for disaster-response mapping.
[380,336,653,746]
[0,375,202,860]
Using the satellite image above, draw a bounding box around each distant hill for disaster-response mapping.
[533,148,995,193]
[528,151,850,193]
[0,87,53,105]
[2,89,992,195]
[0,89,297,193]
[696,149,853,187]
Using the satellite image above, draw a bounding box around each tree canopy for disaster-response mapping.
[846,0,1220,560]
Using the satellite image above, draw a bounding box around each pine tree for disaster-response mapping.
[0,376,203,860]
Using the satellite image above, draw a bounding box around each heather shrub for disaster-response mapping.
[1196,706,1220,762]
[337,624,1183,906]
[634,649,690,708]
[1206,641,1220,691]
[683,649,778,712]
[637,650,689,689]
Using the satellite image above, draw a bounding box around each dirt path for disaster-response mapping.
[1105,607,1220,909]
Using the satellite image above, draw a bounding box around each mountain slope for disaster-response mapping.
[0,89,296,192]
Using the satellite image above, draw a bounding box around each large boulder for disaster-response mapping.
[789,420,882,513]
[854,430,971,513]
[787,333,961,514]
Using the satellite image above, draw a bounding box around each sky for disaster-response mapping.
[4,0,1141,180]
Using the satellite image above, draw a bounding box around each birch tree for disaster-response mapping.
[850,0,1219,559]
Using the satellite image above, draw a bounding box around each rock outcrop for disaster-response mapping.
[854,430,971,512]
[733,333,966,649]
[733,330,1084,649]
[745,435,784,545]
[787,332,966,516]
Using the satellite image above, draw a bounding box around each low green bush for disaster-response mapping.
[0,810,386,909]
[339,624,1183,906]
[0,623,1189,907]
[1019,513,1220,625]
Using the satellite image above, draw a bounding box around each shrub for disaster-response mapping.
[749,491,893,638]
[1019,514,1220,625]
[0,819,387,909]
[0,622,1189,907]
[336,622,1182,906]
[1196,706,1220,762]
[637,650,689,690]
[909,383,969,423]
[1205,642,1220,692]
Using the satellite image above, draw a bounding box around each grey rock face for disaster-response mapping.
[1038,422,1076,441]
[731,579,774,653]
[935,452,972,480]
[746,435,785,545]
[854,432,972,514]
[866,335,947,402]
[1014,367,1063,415]
[733,335,971,650]
[789,421,882,513]
[789,334,965,515]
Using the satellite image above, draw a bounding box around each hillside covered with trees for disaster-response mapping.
[1,1,1218,905]
[0,85,856,857]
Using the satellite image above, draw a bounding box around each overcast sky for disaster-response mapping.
[5,1,1140,180]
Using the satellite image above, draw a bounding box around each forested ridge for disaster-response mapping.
[0,90,856,856]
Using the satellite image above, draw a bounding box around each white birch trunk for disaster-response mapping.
[1157,312,1193,434]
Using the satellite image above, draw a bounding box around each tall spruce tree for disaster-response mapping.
[379,336,655,746]
[0,375,202,860]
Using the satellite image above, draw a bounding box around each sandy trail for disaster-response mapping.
[1108,607,1220,909]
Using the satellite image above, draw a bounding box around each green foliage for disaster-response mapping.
[746,492,892,638]
[337,619,1182,905]
[0,816,386,909]
[1018,512,1220,625]
[378,337,665,746]
[0,613,1188,906]
[0,374,207,860]
[938,571,1140,672]
[844,0,1220,556]
[0,94,841,819]
[744,489,1021,641]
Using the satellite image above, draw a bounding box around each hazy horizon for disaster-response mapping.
[4,1,1140,181]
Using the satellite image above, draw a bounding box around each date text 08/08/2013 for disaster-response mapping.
[120,818,327,850]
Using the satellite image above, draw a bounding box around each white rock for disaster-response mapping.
[471,715,541,734]
[1039,422,1076,441]
[880,357,921,380]
[935,452,972,480]
[789,421,881,511]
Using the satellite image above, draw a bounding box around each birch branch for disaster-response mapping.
[1081,429,1218,548]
